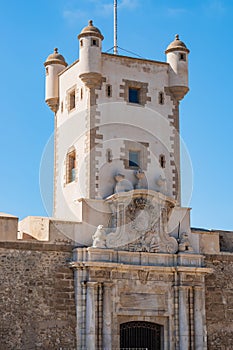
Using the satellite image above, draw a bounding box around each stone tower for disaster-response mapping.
[44,21,190,224]
[44,21,211,350]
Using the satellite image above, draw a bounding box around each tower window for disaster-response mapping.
[106,149,112,163]
[121,80,150,106]
[61,101,63,113]
[80,88,83,100]
[158,91,164,105]
[159,154,166,168]
[69,90,76,111]
[46,67,49,76]
[129,151,140,168]
[106,84,112,97]
[179,53,186,61]
[129,88,140,104]
[66,150,76,183]
[91,39,99,47]
[121,140,149,171]
[80,40,83,47]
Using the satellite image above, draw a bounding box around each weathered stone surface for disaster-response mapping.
[205,254,233,349]
[0,213,18,241]
[0,242,76,349]
[219,231,233,252]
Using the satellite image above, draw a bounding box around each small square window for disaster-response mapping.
[179,53,186,61]
[129,151,140,168]
[129,88,140,104]
[91,39,99,47]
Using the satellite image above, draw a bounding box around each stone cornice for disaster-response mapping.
[71,247,212,273]
[70,260,212,275]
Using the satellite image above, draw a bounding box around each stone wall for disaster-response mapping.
[0,242,76,350]
[2,241,233,349]
[205,254,233,349]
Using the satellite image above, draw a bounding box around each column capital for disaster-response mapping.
[86,281,99,288]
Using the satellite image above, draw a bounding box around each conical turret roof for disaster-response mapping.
[165,34,189,54]
[44,48,67,67]
[78,20,104,40]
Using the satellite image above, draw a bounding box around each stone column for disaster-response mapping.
[86,282,98,350]
[72,262,87,350]
[74,268,82,349]
[102,283,113,349]
[97,283,103,349]
[173,272,179,350]
[179,286,190,349]
[189,287,195,349]
[81,281,87,349]
[194,286,207,350]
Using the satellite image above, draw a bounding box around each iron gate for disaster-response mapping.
[120,321,162,350]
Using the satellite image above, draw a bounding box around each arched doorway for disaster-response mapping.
[120,321,163,350]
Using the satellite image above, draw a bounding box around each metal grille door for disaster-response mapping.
[120,321,162,350]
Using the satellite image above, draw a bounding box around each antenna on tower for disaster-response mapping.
[114,0,118,55]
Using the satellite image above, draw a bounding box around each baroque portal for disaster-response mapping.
[71,189,211,350]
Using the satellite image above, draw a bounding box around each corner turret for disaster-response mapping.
[78,20,104,88]
[165,34,190,101]
[44,48,67,112]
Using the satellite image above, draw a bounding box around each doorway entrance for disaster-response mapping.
[120,321,162,350]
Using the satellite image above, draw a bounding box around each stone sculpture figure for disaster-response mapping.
[114,174,133,193]
[92,225,107,248]
[178,232,194,252]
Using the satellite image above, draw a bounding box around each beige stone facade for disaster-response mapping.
[0,20,232,350]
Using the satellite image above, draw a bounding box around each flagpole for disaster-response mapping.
[114,0,118,54]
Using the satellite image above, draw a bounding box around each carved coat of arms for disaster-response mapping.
[94,189,178,254]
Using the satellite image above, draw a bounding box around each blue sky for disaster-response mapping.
[0,0,232,231]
